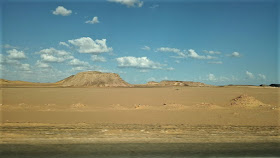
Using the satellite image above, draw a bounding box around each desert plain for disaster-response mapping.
[1,83,280,157]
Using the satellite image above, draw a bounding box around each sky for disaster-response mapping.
[0,0,279,85]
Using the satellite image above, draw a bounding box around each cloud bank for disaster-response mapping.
[68,37,113,54]
[116,56,163,69]
[108,0,144,8]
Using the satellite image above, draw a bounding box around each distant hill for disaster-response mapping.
[56,75,75,84]
[147,80,211,87]
[59,71,130,87]
[2,71,278,88]
[0,79,36,85]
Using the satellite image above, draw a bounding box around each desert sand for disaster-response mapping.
[0,72,279,157]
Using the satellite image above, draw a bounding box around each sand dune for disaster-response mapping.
[230,94,271,108]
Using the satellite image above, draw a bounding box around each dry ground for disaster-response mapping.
[1,86,280,157]
[0,86,279,125]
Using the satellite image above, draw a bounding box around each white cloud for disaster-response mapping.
[3,44,18,49]
[37,47,72,56]
[156,47,187,58]
[36,61,50,68]
[150,4,159,9]
[141,46,151,51]
[91,55,107,62]
[19,64,31,71]
[70,65,107,72]
[203,50,221,54]
[68,58,89,66]
[207,73,230,82]
[108,0,144,8]
[157,47,181,54]
[68,37,113,54]
[116,56,163,69]
[208,61,223,64]
[230,52,241,57]
[175,60,180,63]
[246,71,254,79]
[208,73,217,82]
[7,49,26,59]
[188,49,216,60]
[157,47,217,60]
[59,42,69,47]
[258,74,266,80]
[52,6,72,16]
[219,76,230,82]
[85,16,100,24]
[40,54,65,63]
[166,67,175,71]
[71,66,89,71]
[1,55,21,65]
[37,48,73,63]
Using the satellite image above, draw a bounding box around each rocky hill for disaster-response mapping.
[0,79,36,85]
[59,71,130,87]
[147,80,210,87]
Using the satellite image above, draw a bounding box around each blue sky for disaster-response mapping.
[0,0,279,85]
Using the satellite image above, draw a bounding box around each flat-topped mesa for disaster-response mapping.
[59,71,130,87]
[146,80,210,87]
[159,80,210,87]
[147,81,159,85]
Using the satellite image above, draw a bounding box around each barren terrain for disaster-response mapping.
[0,86,279,157]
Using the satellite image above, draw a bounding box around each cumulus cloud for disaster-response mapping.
[207,73,230,82]
[68,58,89,66]
[85,16,100,24]
[40,54,65,63]
[230,52,241,57]
[91,55,106,62]
[116,56,163,69]
[157,48,216,60]
[7,49,26,59]
[208,73,217,82]
[1,56,20,65]
[108,0,144,8]
[246,71,254,79]
[36,60,50,68]
[19,64,31,71]
[52,6,72,16]
[208,61,223,64]
[203,50,221,54]
[68,37,113,54]
[37,48,73,63]
[156,47,181,54]
[59,42,69,47]
[258,74,266,80]
[38,47,72,56]
[156,47,187,58]
[141,46,151,51]
[70,65,107,72]
[188,49,216,60]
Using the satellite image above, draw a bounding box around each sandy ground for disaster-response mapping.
[1,86,279,125]
[0,86,279,157]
